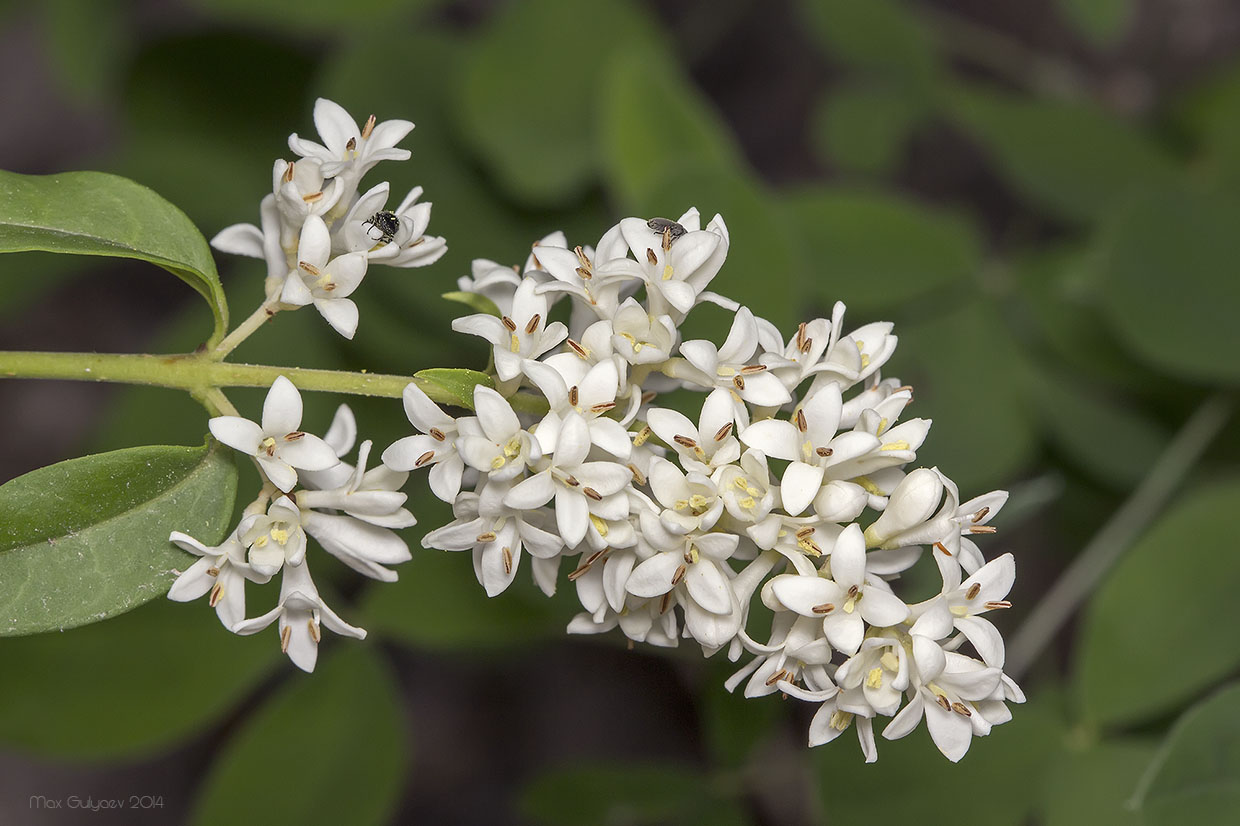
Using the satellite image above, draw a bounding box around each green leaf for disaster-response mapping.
[0,170,229,347]
[945,84,1175,223]
[190,646,407,826]
[811,84,927,176]
[414,367,495,409]
[457,0,664,206]
[896,298,1037,492]
[1055,0,1134,49]
[0,441,238,636]
[1039,739,1155,826]
[442,290,501,318]
[783,186,981,314]
[1029,368,1167,489]
[796,0,941,88]
[1076,480,1240,727]
[1133,682,1240,824]
[814,688,1065,824]
[601,46,744,209]
[520,763,747,826]
[1096,183,1240,385]
[0,599,277,758]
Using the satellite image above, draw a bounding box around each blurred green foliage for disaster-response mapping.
[2,0,1239,823]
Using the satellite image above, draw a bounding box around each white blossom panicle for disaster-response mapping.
[171,102,1022,756]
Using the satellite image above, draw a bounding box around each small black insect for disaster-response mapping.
[646,217,687,246]
[363,210,401,245]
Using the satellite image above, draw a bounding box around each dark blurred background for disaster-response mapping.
[2,0,1239,824]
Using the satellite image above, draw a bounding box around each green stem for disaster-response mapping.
[1006,393,1234,679]
[0,350,441,402]
[210,302,279,361]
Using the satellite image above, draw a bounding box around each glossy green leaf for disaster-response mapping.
[442,290,501,318]
[415,368,495,410]
[520,763,747,826]
[1039,739,1155,826]
[0,599,277,758]
[796,0,941,88]
[1076,480,1240,727]
[783,186,981,313]
[457,0,664,205]
[1133,683,1240,824]
[946,85,1175,223]
[811,84,927,176]
[0,441,238,636]
[1055,0,1134,48]
[897,298,1037,492]
[190,646,406,826]
[1096,183,1240,385]
[814,689,1064,824]
[601,46,744,209]
[1029,368,1167,489]
[0,170,229,347]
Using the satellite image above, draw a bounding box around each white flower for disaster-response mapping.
[456,259,523,316]
[382,383,469,502]
[716,449,776,524]
[523,358,632,459]
[647,457,723,534]
[616,210,729,318]
[209,376,339,492]
[238,495,307,577]
[675,308,793,413]
[646,387,740,475]
[280,215,369,339]
[272,158,344,231]
[168,528,270,628]
[299,404,358,491]
[910,553,1015,667]
[452,277,568,384]
[455,386,540,482]
[210,194,288,299]
[288,98,413,184]
[765,524,910,655]
[233,561,366,673]
[335,182,446,268]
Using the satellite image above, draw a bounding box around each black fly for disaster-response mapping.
[646,217,687,247]
[363,210,401,245]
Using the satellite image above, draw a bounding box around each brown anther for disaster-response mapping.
[965,583,982,601]
[662,226,673,252]
[765,668,790,686]
[323,282,337,292]
[280,625,292,653]
[590,402,617,413]
[564,475,580,487]
[525,314,541,334]
[795,322,807,350]
[583,486,603,501]
[646,248,659,265]
[414,450,435,467]
[671,564,687,586]
[935,694,951,711]
[800,337,813,354]
[934,541,953,556]
[673,435,698,449]
[951,702,972,717]
[586,549,606,565]
[568,386,579,407]
[574,245,591,269]
[283,161,295,182]
[567,563,592,581]
[502,546,513,575]
[971,506,990,523]
[308,619,322,643]
[795,527,815,539]
[575,266,592,280]
[501,315,517,332]
[894,386,913,394]
[567,338,589,358]
[985,600,1012,610]
[659,592,672,614]
[732,375,746,391]
[627,463,646,486]
[714,422,734,441]
[206,566,220,577]
[361,113,376,139]
[641,390,657,404]
[847,584,860,599]
[298,260,321,276]
[795,409,808,433]
[812,603,835,615]
[428,427,447,442]
[208,583,223,607]
[345,136,357,152]
[802,539,823,556]
[302,191,324,203]
[476,531,498,543]
[815,447,833,457]
[284,431,306,442]
[627,639,634,651]
[969,525,997,535]
[265,444,277,457]
[740,364,768,374]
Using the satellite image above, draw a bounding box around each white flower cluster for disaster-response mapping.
[171,100,1022,762]
[211,97,446,339]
